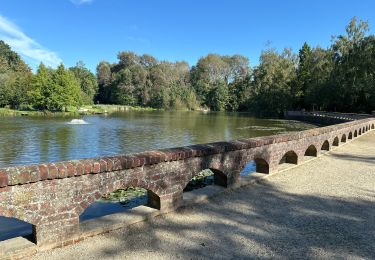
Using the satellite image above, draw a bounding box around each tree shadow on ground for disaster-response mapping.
[330,153,375,164]
[92,179,375,259]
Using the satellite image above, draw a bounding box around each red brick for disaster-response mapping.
[18,171,31,184]
[124,157,133,169]
[56,164,66,179]
[119,156,128,168]
[92,162,100,173]
[48,164,58,179]
[29,166,40,182]
[0,170,8,187]
[76,163,84,176]
[39,164,49,180]
[113,158,121,170]
[66,163,75,177]
[99,159,107,172]
[85,162,92,174]
[105,158,113,171]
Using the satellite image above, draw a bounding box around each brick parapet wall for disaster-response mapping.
[0,117,373,188]
[285,110,374,124]
[0,114,374,251]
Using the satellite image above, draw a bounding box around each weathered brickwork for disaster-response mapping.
[0,113,374,251]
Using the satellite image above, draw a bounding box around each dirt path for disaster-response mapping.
[32,131,375,259]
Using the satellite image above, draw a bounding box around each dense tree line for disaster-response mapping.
[1,17,375,115]
[0,41,97,111]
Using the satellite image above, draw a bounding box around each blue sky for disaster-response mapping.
[1,0,375,72]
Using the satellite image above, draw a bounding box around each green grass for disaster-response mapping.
[0,105,160,117]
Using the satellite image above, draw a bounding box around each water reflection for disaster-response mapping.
[0,111,316,167]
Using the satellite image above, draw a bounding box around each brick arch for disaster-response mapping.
[341,134,347,143]
[321,140,330,151]
[348,132,353,139]
[253,157,270,174]
[279,150,298,164]
[304,144,317,157]
[75,178,163,217]
[332,136,339,146]
[237,150,272,175]
[0,205,38,232]
[178,167,228,191]
[210,168,230,187]
[0,183,54,227]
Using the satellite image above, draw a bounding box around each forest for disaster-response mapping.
[1,17,375,116]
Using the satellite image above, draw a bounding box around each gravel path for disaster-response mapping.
[32,132,375,260]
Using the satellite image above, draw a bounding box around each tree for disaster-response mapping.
[29,63,54,110]
[50,64,82,111]
[294,42,312,108]
[30,64,82,111]
[303,47,334,111]
[69,61,98,104]
[96,61,112,103]
[330,17,371,112]
[208,81,229,111]
[191,54,249,110]
[248,48,297,116]
[0,40,32,108]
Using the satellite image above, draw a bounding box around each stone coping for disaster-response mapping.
[0,118,373,188]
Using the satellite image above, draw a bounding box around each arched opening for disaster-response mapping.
[372,124,374,129]
[363,127,365,133]
[254,158,270,173]
[348,132,353,140]
[332,137,339,146]
[0,216,35,243]
[279,151,298,165]
[183,168,231,205]
[359,128,362,135]
[212,168,229,187]
[366,126,368,131]
[354,130,358,137]
[80,186,159,223]
[304,145,317,157]
[321,140,330,151]
[184,169,215,192]
[341,134,347,143]
[184,167,231,193]
[240,158,270,176]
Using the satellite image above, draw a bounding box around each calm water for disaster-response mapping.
[0,111,316,168]
[0,111,316,241]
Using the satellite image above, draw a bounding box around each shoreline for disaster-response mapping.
[0,105,161,117]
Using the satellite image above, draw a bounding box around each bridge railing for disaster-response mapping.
[285,110,374,121]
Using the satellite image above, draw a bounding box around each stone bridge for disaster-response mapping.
[0,112,374,257]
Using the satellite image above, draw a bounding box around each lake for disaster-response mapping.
[0,110,316,168]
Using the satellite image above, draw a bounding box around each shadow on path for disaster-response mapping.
[330,153,375,164]
[95,180,375,259]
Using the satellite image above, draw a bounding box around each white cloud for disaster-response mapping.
[70,0,93,5]
[0,15,62,67]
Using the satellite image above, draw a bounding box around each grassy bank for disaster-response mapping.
[0,105,160,117]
